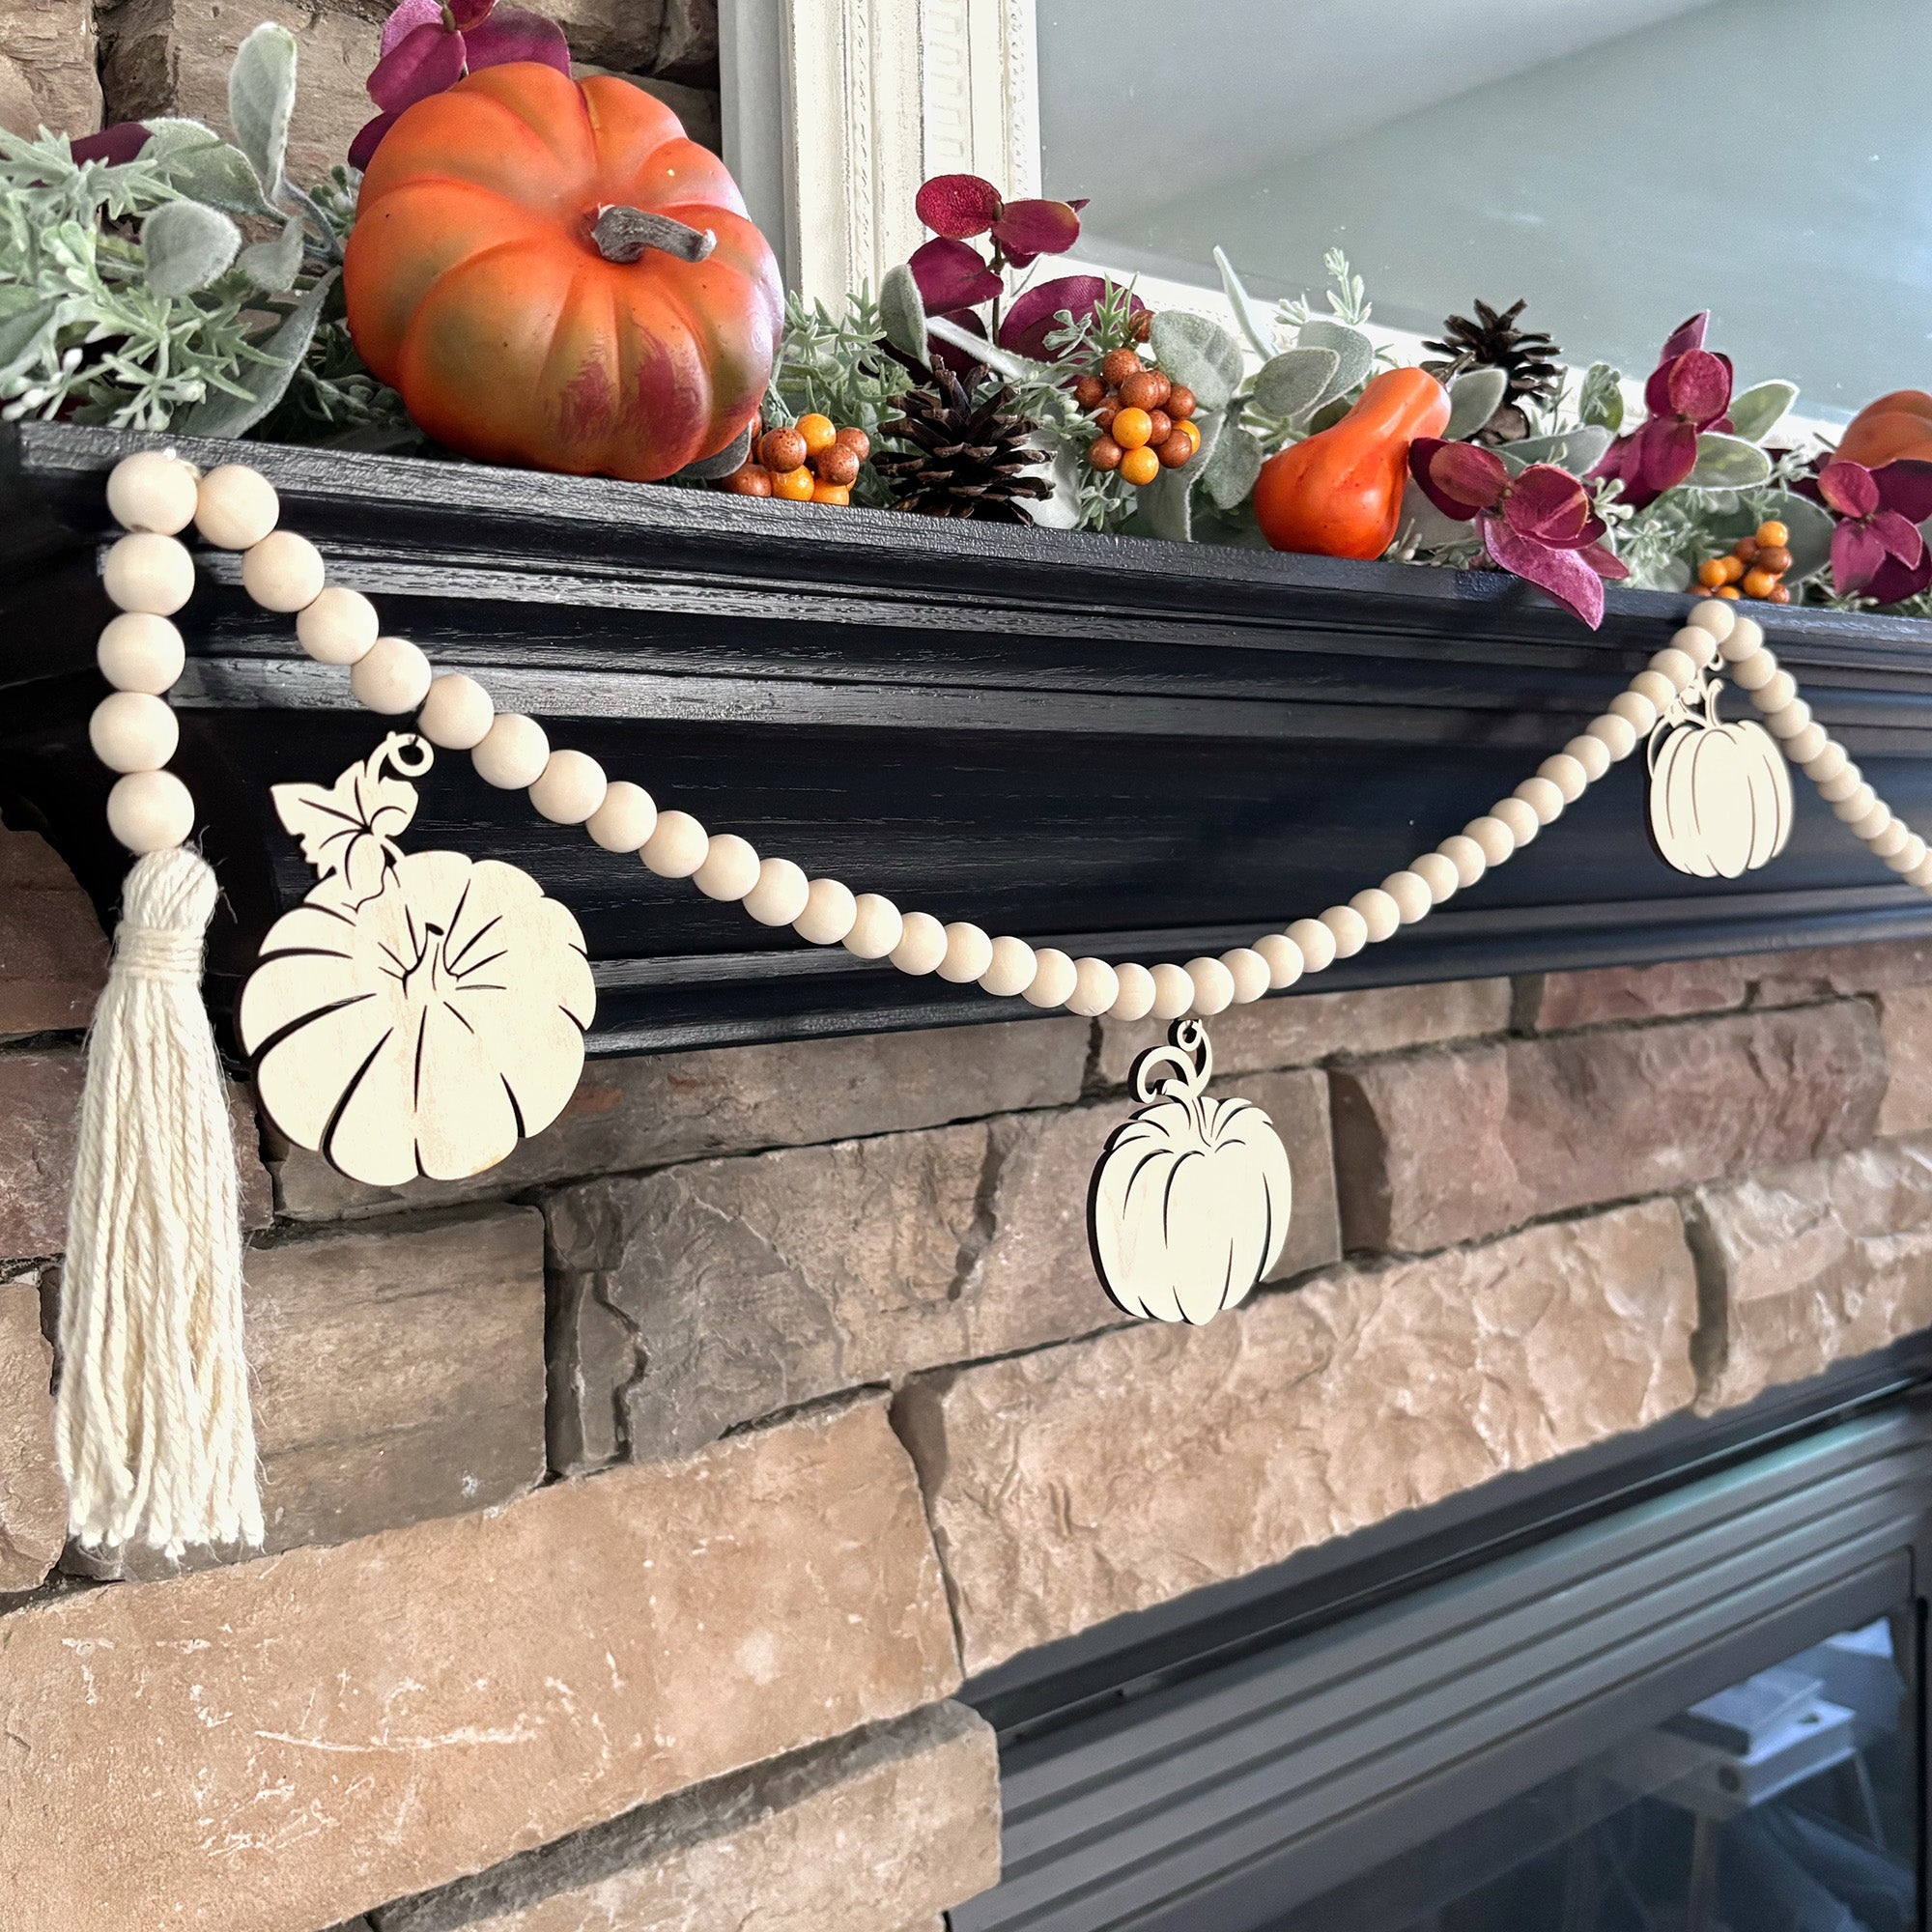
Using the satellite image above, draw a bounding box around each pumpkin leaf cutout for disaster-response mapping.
[141,199,242,298]
[1443,366,1507,442]
[1647,674,1793,879]
[181,269,335,437]
[1213,244,1277,359]
[1252,346,1339,423]
[270,732,423,906]
[1727,380,1798,445]
[878,261,929,361]
[1685,433,1773,491]
[1150,309,1244,413]
[1294,316,1374,407]
[229,21,298,198]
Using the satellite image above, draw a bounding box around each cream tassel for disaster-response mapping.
[58,847,261,1557]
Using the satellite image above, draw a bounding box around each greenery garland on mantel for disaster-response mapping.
[5,10,1931,635]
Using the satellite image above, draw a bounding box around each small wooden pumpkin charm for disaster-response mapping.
[1647,671,1793,878]
[239,734,594,1186]
[1088,1019,1293,1324]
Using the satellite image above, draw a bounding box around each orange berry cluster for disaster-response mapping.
[1075,347,1200,488]
[1697,519,1793,603]
[724,413,871,505]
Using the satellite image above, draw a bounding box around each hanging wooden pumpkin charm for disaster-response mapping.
[1647,670,1793,878]
[1088,1019,1293,1324]
[238,733,595,1187]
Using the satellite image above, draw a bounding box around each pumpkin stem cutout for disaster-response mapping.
[239,734,595,1188]
[1087,1019,1293,1325]
[1646,668,1793,879]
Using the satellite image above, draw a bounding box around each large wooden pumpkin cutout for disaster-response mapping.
[1088,1019,1293,1324]
[239,733,594,1186]
[1647,669,1793,879]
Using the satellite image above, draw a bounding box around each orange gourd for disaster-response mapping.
[1253,368,1450,559]
[345,63,783,483]
[1838,390,1932,469]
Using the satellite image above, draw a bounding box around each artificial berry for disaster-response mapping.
[759,427,808,473]
[1112,407,1154,450]
[1088,436,1124,472]
[1716,583,1742,599]
[1073,374,1108,410]
[1146,408,1172,446]
[1094,402,1119,434]
[724,463,774,497]
[1102,347,1144,387]
[1757,519,1789,548]
[1176,417,1202,452]
[811,481,851,505]
[1165,385,1196,421]
[834,425,871,462]
[814,444,862,489]
[1769,583,1792,603]
[1156,431,1194,469]
[1130,309,1152,344]
[1119,369,1170,412]
[796,413,838,457]
[1743,566,1778,599]
[773,464,816,501]
[1717,554,1745,583]
[1119,445,1160,487]
[1755,544,1793,574]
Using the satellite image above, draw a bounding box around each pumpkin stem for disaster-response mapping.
[591,206,718,265]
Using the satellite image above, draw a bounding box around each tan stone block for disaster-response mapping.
[277,1015,1090,1220]
[1521,956,1750,1031]
[1332,1003,1887,1254]
[100,0,381,183]
[0,1045,270,1261]
[0,0,101,137]
[1691,1135,1932,1411]
[653,0,716,79]
[0,828,106,1039]
[0,1398,959,1932]
[371,1702,999,1932]
[1750,936,1932,1004]
[899,1199,1696,1673]
[554,0,666,71]
[0,1276,62,1592]
[1095,978,1508,1087]
[545,1072,1338,1467]
[1877,984,1932,1137]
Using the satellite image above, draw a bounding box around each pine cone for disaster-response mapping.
[1421,298,1561,445]
[874,364,1052,523]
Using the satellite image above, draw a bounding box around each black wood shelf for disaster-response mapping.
[6,420,1932,1054]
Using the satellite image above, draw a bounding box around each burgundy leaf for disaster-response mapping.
[915,173,1004,241]
[367,20,466,112]
[461,8,571,71]
[990,197,1082,262]
[1656,312,1710,365]
[996,274,1144,359]
[71,121,151,165]
[1577,513,1608,547]
[1415,439,1509,512]
[1833,517,1888,594]
[379,0,444,58]
[1819,458,1880,519]
[1482,513,1606,628]
[1643,358,1675,418]
[908,236,1003,313]
[1867,549,1932,606]
[1664,348,1731,426]
[1634,414,1699,496]
[1578,541,1629,582]
[928,306,988,376]
[1872,508,1924,566]
[446,0,495,26]
[1874,458,1932,526]
[349,109,401,168]
[1503,463,1592,546]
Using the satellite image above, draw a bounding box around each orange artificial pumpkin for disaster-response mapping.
[345,64,783,483]
[1838,390,1932,469]
[1253,368,1450,559]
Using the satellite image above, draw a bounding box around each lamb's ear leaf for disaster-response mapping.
[1201,419,1264,511]
[141,199,242,297]
[1213,245,1276,358]
[236,215,303,293]
[1685,432,1773,490]
[1251,346,1338,423]
[878,262,929,361]
[1150,309,1243,412]
[229,21,298,198]
[1727,380,1798,445]
[179,270,334,437]
[1443,366,1507,441]
[1294,317,1373,406]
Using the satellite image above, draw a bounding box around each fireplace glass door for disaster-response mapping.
[1271,1613,1919,1932]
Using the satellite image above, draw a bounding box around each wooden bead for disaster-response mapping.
[979,934,1037,997]
[1437,833,1488,887]
[843,893,903,959]
[1538,753,1588,803]
[1320,904,1368,959]
[194,464,279,550]
[1885,834,1926,874]
[88,690,178,772]
[1608,691,1658,735]
[1221,948,1271,1003]
[1804,742,1849,785]
[937,922,994,984]
[796,878,858,946]
[1287,917,1336,973]
[107,451,198,535]
[1782,723,1828,765]
[529,750,608,825]
[1380,870,1434,923]
[1461,817,1515,868]
[1148,961,1193,1020]
[1254,933,1303,989]
[96,611,184,693]
[641,809,709,878]
[103,532,194,614]
[1764,698,1811,739]
[1647,647,1696,691]
[1670,624,1719,670]
[1749,669,1797,713]
[1411,851,1461,902]
[1831,782,1876,823]
[417,672,494,750]
[1492,796,1542,846]
[694,832,760,901]
[1629,669,1677,713]
[106,768,193,853]
[1514,776,1566,825]
[296,586,380,666]
[743,857,810,926]
[1731,645,1777,691]
[1586,712,1637,762]
[1026,948,1079,1009]
[587,781,657,853]
[1350,888,1400,943]
[1069,957,1122,1016]
[1719,613,1764,663]
[1913,855,1932,891]
[350,636,431,714]
[241,530,325,612]
[1564,734,1611,782]
[1859,807,1901,848]
[1818,764,1864,804]
[890,910,948,974]
[1687,598,1737,643]
[1108,960,1158,1020]
[473,713,550,789]
[1185,956,1235,1015]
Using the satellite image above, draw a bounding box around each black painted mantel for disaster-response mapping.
[6,421,1932,1055]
